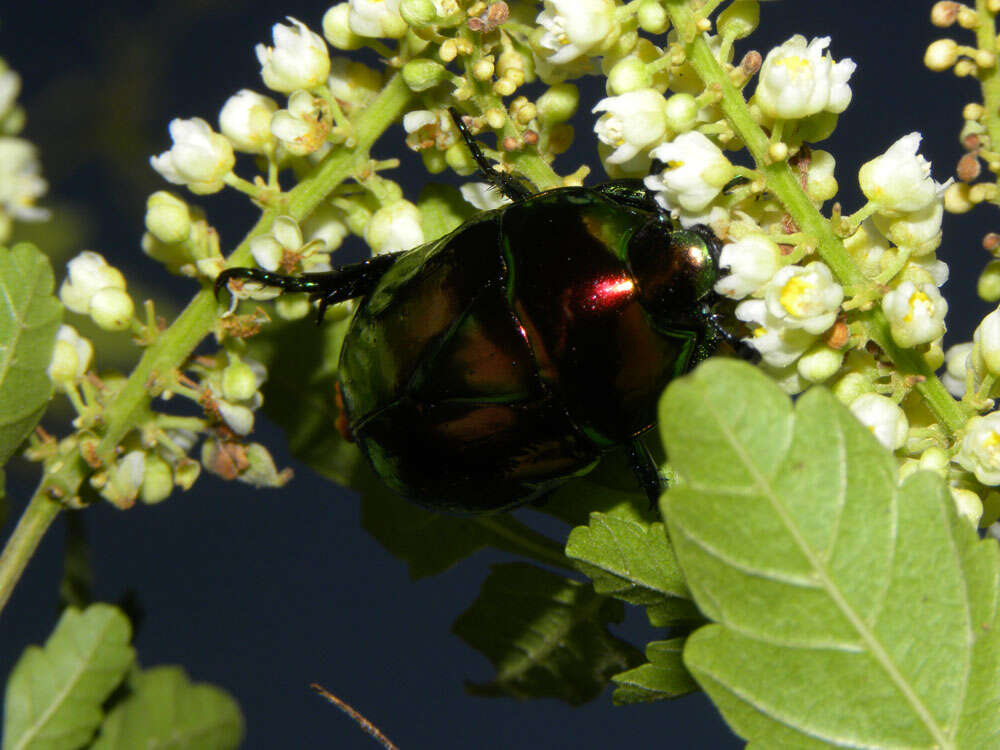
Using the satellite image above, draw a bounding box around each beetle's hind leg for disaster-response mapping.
[627,438,665,509]
[214,252,402,323]
[448,107,534,202]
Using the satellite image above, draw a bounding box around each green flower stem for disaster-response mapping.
[666,1,970,436]
[0,74,414,619]
[976,2,1000,168]
[474,515,576,573]
[0,494,61,615]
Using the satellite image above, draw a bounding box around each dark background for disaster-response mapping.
[0,1,990,747]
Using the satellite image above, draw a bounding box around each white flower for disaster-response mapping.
[47,324,93,385]
[974,307,1000,376]
[249,215,320,272]
[271,90,330,156]
[735,299,817,368]
[755,35,856,120]
[942,342,973,398]
[644,132,732,213]
[0,137,48,223]
[255,18,331,94]
[328,57,381,110]
[460,182,511,211]
[805,149,838,203]
[849,393,908,451]
[218,401,255,435]
[872,200,943,256]
[882,280,948,348]
[592,89,669,165]
[348,0,407,38]
[904,254,949,287]
[843,219,890,279]
[59,251,126,315]
[219,90,278,154]
[150,118,235,195]
[302,203,349,253]
[714,233,781,299]
[763,261,843,334]
[957,412,1000,485]
[536,0,616,65]
[365,200,424,254]
[859,133,943,214]
[951,488,983,527]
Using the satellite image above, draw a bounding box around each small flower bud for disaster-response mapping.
[218,89,278,154]
[89,287,135,331]
[717,0,759,39]
[47,325,93,386]
[918,446,950,476]
[365,200,424,254]
[979,261,1000,302]
[322,4,365,50]
[663,93,698,134]
[931,2,960,27]
[957,6,978,28]
[145,191,191,244]
[536,83,579,125]
[102,451,145,507]
[256,18,331,94]
[952,488,984,527]
[635,0,668,33]
[925,38,959,71]
[222,358,259,402]
[974,306,1000,375]
[140,454,174,505]
[402,59,448,91]
[849,393,908,451]
[218,400,255,435]
[276,295,312,320]
[805,150,838,203]
[240,443,293,487]
[175,457,201,490]
[445,142,477,175]
[327,58,382,111]
[796,342,845,383]
[832,372,872,405]
[606,57,651,95]
[59,251,126,315]
[942,341,972,397]
[399,0,437,28]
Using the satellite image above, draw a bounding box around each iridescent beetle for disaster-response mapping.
[216,109,752,512]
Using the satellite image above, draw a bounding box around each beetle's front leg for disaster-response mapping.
[626,438,665,509]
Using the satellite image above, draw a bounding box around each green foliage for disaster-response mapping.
[91,666,243,750]
[417,183,475,242]
[566,511,698,627]
[660,359,1000,748]
[2,604,133,750]
[0,243,62,469]
[611,638,697,704]
[452,562,642,705]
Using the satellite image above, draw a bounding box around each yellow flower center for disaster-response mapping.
[779,276,813,317]
[777,55,811,74]
[904,290,932,323]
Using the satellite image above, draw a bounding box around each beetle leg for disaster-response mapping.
[214,253,402,323]
[448,107,534,202]
[707,313,762,364]
[626,439,665,509]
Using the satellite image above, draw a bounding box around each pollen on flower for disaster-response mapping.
[904,289,933,323]
[779,276,813,317]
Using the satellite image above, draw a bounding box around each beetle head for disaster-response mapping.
[626,217,722,321]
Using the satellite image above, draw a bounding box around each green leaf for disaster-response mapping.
[565,511,699,627]
[250,315,494,578]
[3,604,134,750]
[611,638,697,704]
[0,243,62,467]
[452,562,643,705]
[660,359,1000,748]
[91,666,243,750]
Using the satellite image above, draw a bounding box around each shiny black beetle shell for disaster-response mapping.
[336,182,724,512]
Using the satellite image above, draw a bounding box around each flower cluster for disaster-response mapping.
[0,58,48,243]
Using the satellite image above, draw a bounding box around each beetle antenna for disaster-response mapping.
[448,107,534,202]
[707,313,761,364]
